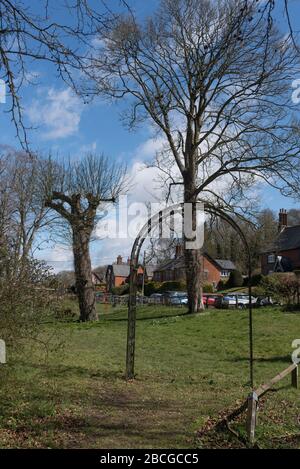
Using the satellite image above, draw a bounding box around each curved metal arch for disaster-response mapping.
[126,203,254,389]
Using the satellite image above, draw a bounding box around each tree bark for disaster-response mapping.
[184,247,203,314]
[184,170,204,314]
[72,228,97,322]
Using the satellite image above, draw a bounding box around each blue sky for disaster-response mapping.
[1,0,300,271]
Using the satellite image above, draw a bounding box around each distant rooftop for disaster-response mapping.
[264,225,300,252]
[155,254,236,272]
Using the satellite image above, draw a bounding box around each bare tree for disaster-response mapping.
[42,153,127,322]
[0,0,129,147]
[0,151,52,274]
[84,0,300,313]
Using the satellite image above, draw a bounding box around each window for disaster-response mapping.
[154,272,161,282]
[267,254,275,264]
[221,270,229,277]
[165,270,173,281]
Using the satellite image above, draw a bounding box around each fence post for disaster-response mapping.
[0,339,6,364]
[246,391,258,445]
[291,365,298,389]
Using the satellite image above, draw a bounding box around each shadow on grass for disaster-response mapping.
[104,310,190,323]
[13,359,123,381]
[229,355,291,364]
[18,411,192,449]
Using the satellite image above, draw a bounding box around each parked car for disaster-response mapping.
[150,293,164,299]
[202,294,222,307]
[169,294,188,305]
[215,293,257,309]
[163,291,188,305]
[255,296,275,307]
[149,293,164,303]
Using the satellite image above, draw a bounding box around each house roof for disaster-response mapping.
[214,259,236,270]
[264,225,300,253]
[108,263,160,278]
[92,272,102,283]
[145,265,159,276]
[93,265,107,282]
[154,254,236,272]
[110,264,130,277]
[155,256,185,272]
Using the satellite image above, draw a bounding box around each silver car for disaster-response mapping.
[219,294,257,309]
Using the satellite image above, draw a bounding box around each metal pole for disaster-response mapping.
[141,251,146,297]
[126,259,137,380]
[248,257,254,388]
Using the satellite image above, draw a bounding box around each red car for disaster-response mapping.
[202,294,222,307]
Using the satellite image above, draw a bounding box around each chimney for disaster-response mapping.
[278,209,288,232]
[175,242,183,258]
[117,255,123,265]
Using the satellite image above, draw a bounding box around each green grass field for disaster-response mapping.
[0,303,299,448]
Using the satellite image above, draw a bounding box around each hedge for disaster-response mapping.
[226,269,244,288]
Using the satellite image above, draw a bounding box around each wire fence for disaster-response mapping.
[95,294,183,306]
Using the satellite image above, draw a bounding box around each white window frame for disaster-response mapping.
[267,254,275,264]
[220,270,229,277]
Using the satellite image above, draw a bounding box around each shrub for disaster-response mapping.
[144,281,162,296]
[243,273,264,287]
[226,270,244,288]
[158,281,187,293]
[111,284,129,296]
[0,255,62,352]
[217,280,226,291]
[259,273,299,305]
[203,283,214,293]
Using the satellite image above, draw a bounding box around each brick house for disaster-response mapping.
[105,255,158,292]
[153,250,236,289]
[261,209,300,275]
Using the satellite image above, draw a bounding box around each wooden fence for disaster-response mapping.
[246,362,298,444]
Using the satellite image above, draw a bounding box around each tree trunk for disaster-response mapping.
[184,172,204,314]
[72,228,97,322]
[184,247,203,313]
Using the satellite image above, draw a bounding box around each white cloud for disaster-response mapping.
[27,87,83,139]
[36,244,73,273]
[78,141,97,154]
[135,136,166,160]
[128,161,162,203]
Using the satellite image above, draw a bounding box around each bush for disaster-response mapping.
[258,273,299,305]
[0,255,62,351]
[226,270,244,288]
[144,281,162,296]
[111,284,129,296]
[203,283,214,293]
[217,280,226,291]
[158,281,187,293]
[243,273,264,287]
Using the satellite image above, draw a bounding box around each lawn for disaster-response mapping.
[0,302,299,448]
